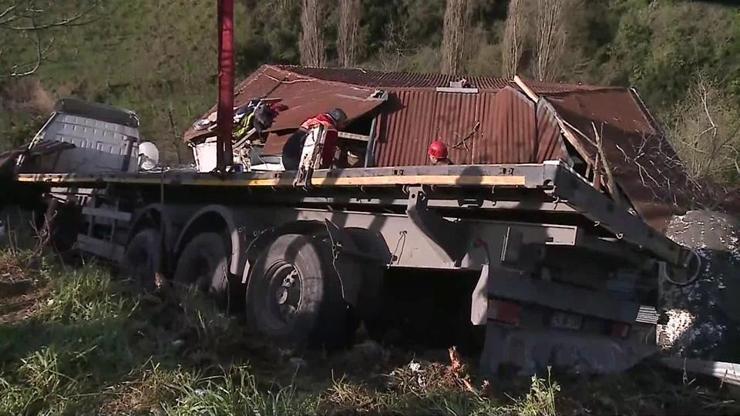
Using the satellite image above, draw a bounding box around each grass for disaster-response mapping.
[0,247,739,415]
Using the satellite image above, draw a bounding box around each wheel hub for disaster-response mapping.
[269,265,301,322]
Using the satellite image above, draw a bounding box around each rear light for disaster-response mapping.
[490,300,522,326]
[550,312,583,330]
[610,322,631,338]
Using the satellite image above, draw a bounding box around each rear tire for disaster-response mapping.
[173,232,232,308]
[122,228,160,290]
[246,233,348,348]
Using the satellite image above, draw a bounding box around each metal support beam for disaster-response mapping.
[405,186,471,264]
[216,0,235,171]
[487,267,641,323]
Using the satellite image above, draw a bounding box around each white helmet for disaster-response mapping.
[138,141,160,170]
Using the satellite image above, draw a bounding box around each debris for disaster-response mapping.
[388,347,481,395]
[448,346,478,394]
[451,121,480,151]
[659,309,695,351]
[661,210,740,360]
[289,357,307,369]
[408,361,421,373]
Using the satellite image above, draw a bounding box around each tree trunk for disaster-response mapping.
[441,0,472,76]
[300,0,326,67]
[535,0,566,82]
[502,0,525,78]
[338,0,361,67]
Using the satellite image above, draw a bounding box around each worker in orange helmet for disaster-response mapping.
[428,140,453,165]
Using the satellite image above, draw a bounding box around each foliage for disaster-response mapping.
[0,251,559,415]
[507,369,560,416]
[667,76,739,183]
[0,0,737,183]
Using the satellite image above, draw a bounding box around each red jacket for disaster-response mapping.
[300,113,336,130]
[301,113,338,168]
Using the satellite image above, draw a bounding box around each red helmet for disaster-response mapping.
[428,140,448,159]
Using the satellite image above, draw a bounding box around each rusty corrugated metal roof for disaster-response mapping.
[184,65,699,233]
[274,65,614,93]
[274,65,510,90]
[373,86,565,166]
[183,65,385,143]
[542,88,695,231]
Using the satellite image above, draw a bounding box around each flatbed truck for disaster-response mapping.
[0,0,700,376]
[7,156,697,375]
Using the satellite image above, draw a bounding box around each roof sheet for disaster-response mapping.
[373,86,565,166]
[273,65,615,93]
[183,65,384,142]
[544,89,694,231]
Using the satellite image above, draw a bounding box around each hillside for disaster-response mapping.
[0,0,737,181]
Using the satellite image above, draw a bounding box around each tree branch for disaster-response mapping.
[5,2,99,31]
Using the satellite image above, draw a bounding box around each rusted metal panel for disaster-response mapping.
[275,65,511,90]
[544,89,695,232]
[374,87,565,167]
[535,99,567,162]
[183,66,384,143]
[276,65,617,94]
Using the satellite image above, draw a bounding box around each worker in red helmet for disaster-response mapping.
[428,140,453,165]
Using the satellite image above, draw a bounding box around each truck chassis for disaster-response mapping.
[13,161,692,375]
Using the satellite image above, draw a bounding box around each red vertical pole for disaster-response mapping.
[216,0,235,171]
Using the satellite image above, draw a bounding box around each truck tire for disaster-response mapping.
[246,233,349,348]
[173,232,230,306]
[122,228,160,291]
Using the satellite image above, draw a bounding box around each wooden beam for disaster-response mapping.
[311,175,526,187]
[592,122,623,207]
[338,131,371,142]
[514,75,540,102]
[16,173,527,188]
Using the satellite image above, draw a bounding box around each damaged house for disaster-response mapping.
[185,64,698,233]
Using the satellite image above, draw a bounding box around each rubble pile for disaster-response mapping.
[660,210,740,360]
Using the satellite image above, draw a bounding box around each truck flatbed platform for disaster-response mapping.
[13,161,687,267]
[16,163,541,188]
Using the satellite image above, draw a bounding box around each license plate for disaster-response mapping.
[550,312,583,330]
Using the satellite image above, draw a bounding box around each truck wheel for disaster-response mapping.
[173,232,230,306]
[246,233,348,348]
[122,228,160,290]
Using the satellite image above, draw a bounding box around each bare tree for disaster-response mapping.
[668,75,740,183]
[375,18,412,72]
[534,0,566,82]
[276,0,296,10]
[0,1,99,78]
[337,0,361,67]
[501,0,525,78]
[441,0,472,76]
[300,0,326,67]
